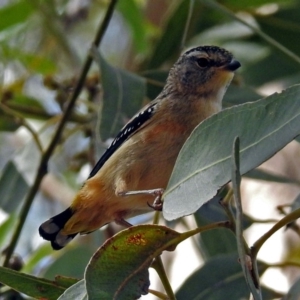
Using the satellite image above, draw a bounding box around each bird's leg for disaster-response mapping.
[115,218,133,228]
[118,188,164,211]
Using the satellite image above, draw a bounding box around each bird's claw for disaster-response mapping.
[147,196,163,211]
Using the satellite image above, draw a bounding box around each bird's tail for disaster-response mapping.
[39,207,77,250]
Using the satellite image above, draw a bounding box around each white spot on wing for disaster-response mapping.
[55,232,73,247]
[41,221,60,234]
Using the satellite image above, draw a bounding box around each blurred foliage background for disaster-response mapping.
[0,0,300,299]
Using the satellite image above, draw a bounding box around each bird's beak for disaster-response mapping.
[223,59,241,72]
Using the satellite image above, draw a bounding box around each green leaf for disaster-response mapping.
[256,2,300,56]
[195,194,238,258]
[0,161,28,213]
[2,46,57,74]
[222,0,293,9]
[58,280,87,300]
[176,253,248,299]
[0,0,34,31]
[223,84,262,106]
[176,253,269,300]
[164,84,300,220]
[290,192,300,213]
[147,0,191,69]
[0,266,66,300]
[43,246,94,280]
[231,137,262,299]
[142,70,167,100]
[85,224,180,299]
[21,243,54,274]
[91,47,146,140]
[54,276,80,289]
[117,0,147,53]
[245,168,300,185]
[0,110,20,131]
[0,213,17,248]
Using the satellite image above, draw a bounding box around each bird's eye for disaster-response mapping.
[196,57,209,68]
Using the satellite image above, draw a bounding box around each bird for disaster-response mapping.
[39,45,241,250]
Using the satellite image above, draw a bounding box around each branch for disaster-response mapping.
[3,0,119,267]
[251,207,300,257]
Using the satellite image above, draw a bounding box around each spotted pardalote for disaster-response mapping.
[39,45,241,250]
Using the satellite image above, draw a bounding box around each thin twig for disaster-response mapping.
[251,207,300,258]
[152,256,176,300]
[3,0,119,267]
[148,289,169,300]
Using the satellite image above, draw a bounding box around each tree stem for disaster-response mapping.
[3,0,119,267]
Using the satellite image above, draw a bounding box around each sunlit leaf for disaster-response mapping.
[164,84,300,220]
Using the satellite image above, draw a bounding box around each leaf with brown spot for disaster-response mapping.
[85,224,180,300]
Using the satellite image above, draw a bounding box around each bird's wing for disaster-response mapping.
[88,100,158,178]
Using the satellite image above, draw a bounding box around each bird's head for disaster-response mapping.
[168,45,241,98]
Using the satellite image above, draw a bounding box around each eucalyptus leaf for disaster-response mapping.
[0,266,66,300]
[0,111,19,131]
[195,194,239,259]
[146,0,189,69]
[58,280,87,300]
[43,246,94,280]
[176,253,248,300]
[232,137,262,299]
[85,225,180,299]
[117,0,147,53]
[91,47,145,140]
[176,253,270,300]
[0,161,28,213]
[164,84,300,220]
[283,275,300,300]
[245,168,300,186]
